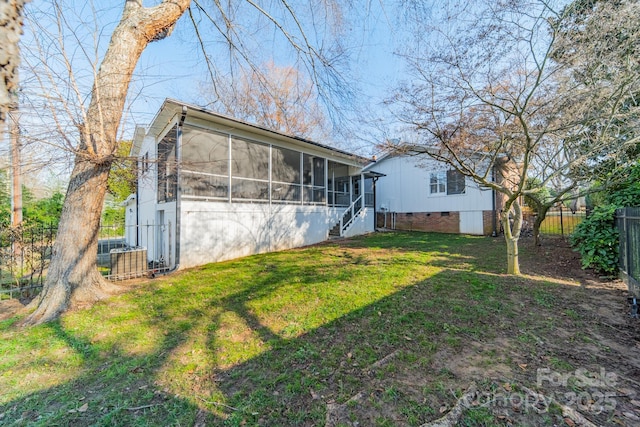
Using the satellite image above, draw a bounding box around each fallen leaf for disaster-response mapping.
[404,336,413,341]
[518,363,528,370]
[503,383,512,392]
[78,403,88,413]
[347,352,353,359]
[439,405,448,414]
[564,417,575,427]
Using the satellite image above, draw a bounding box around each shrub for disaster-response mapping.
[571,161,640,274]
[570,204,619,274]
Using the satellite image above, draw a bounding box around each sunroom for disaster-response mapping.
[131,99,378,270]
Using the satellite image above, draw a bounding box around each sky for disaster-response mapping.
[1,0,412,187]
[126,1,407,149]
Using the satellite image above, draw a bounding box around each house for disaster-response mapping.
[127,99,381,271]
[364,154,500,235]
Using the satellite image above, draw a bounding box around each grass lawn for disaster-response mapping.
[0,232,637,426]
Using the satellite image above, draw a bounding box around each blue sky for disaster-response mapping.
[124,1,407,151]
[4,1,414,185]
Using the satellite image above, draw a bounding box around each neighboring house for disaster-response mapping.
[127,99,380,271]
[364,154,501,235]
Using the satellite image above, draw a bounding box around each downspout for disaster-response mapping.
[135,187,140,247]
[163,105,187,274]
[373,176,378,231]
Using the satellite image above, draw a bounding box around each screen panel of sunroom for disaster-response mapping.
[231,138,269,201]
[180,126,229,199]
[303,154,326,204]
[272,146,301,202]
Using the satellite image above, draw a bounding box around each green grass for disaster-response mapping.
[0,232,622,426]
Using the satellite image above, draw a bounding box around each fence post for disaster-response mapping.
[559,204,564,236]
[625,208,631,280]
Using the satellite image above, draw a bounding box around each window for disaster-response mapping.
[430,169,465,195]
[140,152,149,175]
[430,171,446,194]
[181,126,229,199]
[446,170,465,195]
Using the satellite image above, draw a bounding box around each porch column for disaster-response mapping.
[349,175,353,203]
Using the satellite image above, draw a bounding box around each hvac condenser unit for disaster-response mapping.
[110,247,147,280]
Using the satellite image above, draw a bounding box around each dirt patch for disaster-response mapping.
[0,299,27,321]
[323,237,640,426]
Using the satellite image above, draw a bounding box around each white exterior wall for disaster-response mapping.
[373,156,493,213]
[342,207,374,238]
[135,120,180,268]
[131,101,376,270]
[123,196,137,247]
[179,201,361,269]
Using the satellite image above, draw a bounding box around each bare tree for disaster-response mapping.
[388,0,638,274]
[203,61,331,140]
[22,0,191,325]
[552,0,640,180]
[1,0,29,228]
[0,0,28,122]
[21,0,353,325]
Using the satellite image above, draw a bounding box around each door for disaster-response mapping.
[156,210,166,266]
[460,211,484,235]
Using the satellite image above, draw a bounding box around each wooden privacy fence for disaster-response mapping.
[617,207,640,297]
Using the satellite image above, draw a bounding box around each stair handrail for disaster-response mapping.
[339,195,364,235]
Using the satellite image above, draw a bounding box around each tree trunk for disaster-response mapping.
[505,232,521,275]
[0,0,28,123]
[533,216,542,246]
[23,0,190,325]
[501,199,523,275]
[25,159,116,322]
[533,207,548,247]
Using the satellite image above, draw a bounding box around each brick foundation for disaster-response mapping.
[483,210,496,235]
[384,212,460,233]
[377,210,498,236]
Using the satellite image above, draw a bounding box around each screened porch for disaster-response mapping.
[156,123,373,208]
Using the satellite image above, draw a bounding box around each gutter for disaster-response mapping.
[160,105,187,275]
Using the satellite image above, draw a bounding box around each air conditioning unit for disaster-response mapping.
[110,247,147,280]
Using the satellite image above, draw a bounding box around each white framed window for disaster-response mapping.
[430,171,446,194]
[429,169,466,195]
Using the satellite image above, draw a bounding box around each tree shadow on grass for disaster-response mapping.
[1,233,637,426]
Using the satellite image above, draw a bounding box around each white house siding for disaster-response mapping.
[179,200,354,269]
[129,100,378,271]
[135,124,180,268]
[342,208,374,238]
[372,156,494,235]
